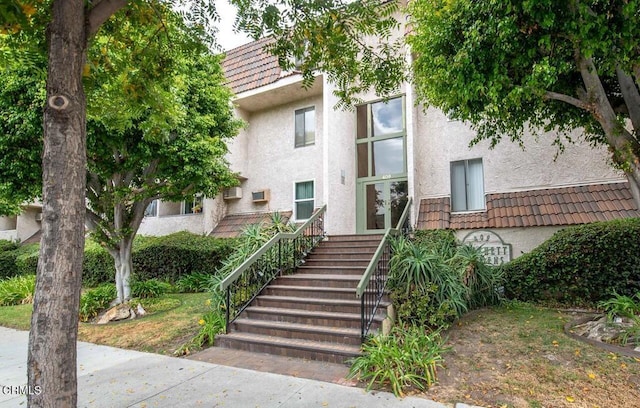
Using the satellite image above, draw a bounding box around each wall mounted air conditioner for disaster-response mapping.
[252,189,270,203]
[223,187,242,200]
[35,213,43,222]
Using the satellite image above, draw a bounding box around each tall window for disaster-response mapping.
[356,97,406,178]
[451,159,485,212]
[144,200,158,217]
[183,195,203,214]
[294,181,314,220]
[295,107,315,147]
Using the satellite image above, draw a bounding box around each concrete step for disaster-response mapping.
[306,252,377,260]
[296,265,367,274]
[229,318,362,346]
[243,306,376,329]
[215,332,362,364]
[326,234,383,242]
[303,259,371,267]
[274,274,362,289]
[263,285,358,300]
[255,295,363,314]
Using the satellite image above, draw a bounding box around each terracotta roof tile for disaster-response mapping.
[417,182,640,230]
[222,37,298,94]
[210,210,292,238]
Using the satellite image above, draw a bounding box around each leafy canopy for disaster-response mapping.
[407,0,640,149]
[0,3,242,243]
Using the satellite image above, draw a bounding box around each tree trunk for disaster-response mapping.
[27,1,87,407]
[111,240,134,304]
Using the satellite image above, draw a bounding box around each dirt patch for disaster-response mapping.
[423,304,640,408]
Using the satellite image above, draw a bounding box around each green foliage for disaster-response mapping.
[0,274,35,306]
[347,325,446,397]
[132,232,236,283]
[79,284,117,322]
[130,278,173,299]
[82,240,114,287]
[0,243,39,279]
[503,218,640,306]
[175,271,213,293]
[389,234,503,326]
[407,0,640,188]
[0,250,18,279]
[217,217,295,279]
[598,292,640,321]
[391,284,457,330]
[0,239,18,252]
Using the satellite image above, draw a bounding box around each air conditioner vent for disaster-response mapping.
[252,189,270,203]
[223,187,242,200]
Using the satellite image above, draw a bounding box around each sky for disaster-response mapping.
[215,0,253,50]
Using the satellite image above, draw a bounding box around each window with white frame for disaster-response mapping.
[144,199,158,217]
[183,195,203,214]
[294,181,314,220]
[294,107,315,147]
[450,159,485,212]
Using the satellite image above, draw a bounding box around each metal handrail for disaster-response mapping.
[220,205,326,331]
[220,205,326,291]
[356,197,412,341]
[356,197,412,297]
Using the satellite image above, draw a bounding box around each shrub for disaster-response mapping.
[391,283,458,330]
[347,325,446,397]
[0,274,36,306]
[130,278,173,298]
[83,240,114,287]
[175,271,213,293]
[79,284,117,322]
[14,243,39,276]
[502,218,640,306]
[0,239,18,253]
[0,251,19,280]
[132,232,236,283]
[0,243,40,280]
[598,292,640,321]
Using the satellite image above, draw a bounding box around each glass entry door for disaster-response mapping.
[355,96,407,234]
[358,178,408,233]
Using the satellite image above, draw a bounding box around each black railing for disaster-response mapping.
[220,205,326,332]
[356,197,412,341]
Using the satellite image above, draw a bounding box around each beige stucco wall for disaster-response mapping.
[225,94,325,221]
[413,108,625,201]
[16,208,41,242]
[0,216,17,231]
[0,216,18,241]
[138,213,204,236]
[455,225,565,260]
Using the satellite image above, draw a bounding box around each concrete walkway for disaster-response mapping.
[0,327,478,408]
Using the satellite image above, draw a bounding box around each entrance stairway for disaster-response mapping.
[215,235,388,364]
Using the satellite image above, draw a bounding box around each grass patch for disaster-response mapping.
[428,301,640,408]
[0,303,33,330]
[0,292,212,356]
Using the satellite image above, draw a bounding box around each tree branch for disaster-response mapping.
[87,0,130,37]
[543,91,593,112]
[617,65,640,134]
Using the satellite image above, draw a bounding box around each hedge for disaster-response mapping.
[0,243,39,280]
[502,218,640,306]
[131,232,236,283]
[0,239,18,253]
[1,233,235,287]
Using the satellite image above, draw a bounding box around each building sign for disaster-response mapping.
[462,230,512,266]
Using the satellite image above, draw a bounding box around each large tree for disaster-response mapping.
[1,4,240,305]
[407,0,640,207]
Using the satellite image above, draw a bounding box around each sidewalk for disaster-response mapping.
[0,327,477,408]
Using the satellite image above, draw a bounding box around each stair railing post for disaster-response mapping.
[225,287,231,334]
[360,295,365,343]
[278,239,282,276]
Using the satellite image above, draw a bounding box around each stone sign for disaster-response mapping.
[462,230,512,266]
